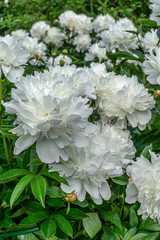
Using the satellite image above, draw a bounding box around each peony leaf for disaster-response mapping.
[10,174,34,208]
[41,217,57,239]
[129,209,138,228]
[0,169,29,183]
[31,175,46,207]
[100,211,122,231]
[82,212,102,238]
[20,211,49,225]
[122,227,137,240]
[53,214,73,237]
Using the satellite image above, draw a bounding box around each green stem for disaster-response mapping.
[0,77,10,164]
[0,227,39,238]
[90,0,93,16]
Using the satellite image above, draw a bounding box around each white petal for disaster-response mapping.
[125,182,138,204]
[99,181,111,200]
[14,134,37,155]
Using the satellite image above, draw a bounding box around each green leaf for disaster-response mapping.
[20,211,49,225]
[47,198,65,207]
[138,18,157,27]
[122,227,137,240]
[42,171,68,185]
[82,212,102,239]
[72,199,88,208]
[139,219,160,231]
[112,176,128,185]
[141,144,152,159]
[101,228,120,240]
[141,232,160,240]
[10,174,34,208]
[107,51,143,63]
[53,214,73,237]
[130,209,138,228]
[17,233,38,240]
[0,169,29,183]
[41,217,57,239]
[100,211,122,231]
[11,208,25,218]
[28,158,43,166]
[130,233,148,240]
[31,175,46,207]
[46,186,65,198]
[22,201,46,214]
[58,208,87,219]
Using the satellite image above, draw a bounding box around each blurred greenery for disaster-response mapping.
[0,0,150,35]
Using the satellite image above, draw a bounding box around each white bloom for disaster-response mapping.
[11,29,29,41]
[90,62,107,77]
[0,35,30,83]
[85,43,107,62]
[30,21,50,40]
[96,73,155,130]
[149,0,160,26]
[4,68,96,163]
[75,14,93,34]
[44,27,66,47]
[49,130,125,204]
[22,37,47,58]
[59,11,78,29]
[140,29,159,51]
[143,47,160,84]
[59,11,92,34]
[93,14,115,33]
[100,18,138,52]
[47,54,72,66]
[73,34,91,52]
[125,151,160,223]
[48,65,96,99]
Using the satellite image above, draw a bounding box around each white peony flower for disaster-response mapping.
[140,29,159,51]
[49,130,126,204]
[47,54,72,66]
[59,11,92,34]
[100,18,138,52]
[149,0,160,26]
[4,68,96,163]
[59,11,78,30]
[21,37,47,58]
[0,35,30,83]
[11,29,29,41]
[93,14,115,33]
[30,21,50,40]
[125,151,160,223]
[85,43,107,62]
[73,34,91,52]
[90,62,107,77]
[48,65,96,99]
[44,27,66,47]
[75,14,93,34]
[143,47,160,84]
[96,73,155,130]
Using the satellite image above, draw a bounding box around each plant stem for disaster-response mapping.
[0,77,10,164]
[90,0,93,16]
[0,227,39,238]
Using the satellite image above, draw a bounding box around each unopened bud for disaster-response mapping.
[52,52,57,57]
[69,27,74,32]
[154,90,160,98]
[128,177,133,182]
[60,59,66,66]
[37,54,42,60]
[65,191,77,203]
[62,49,68,55]
[54,19,59,23]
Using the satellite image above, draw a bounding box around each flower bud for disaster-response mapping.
[62,49,68,55]
[65,191,77,203]
[69,27,74,32]
[37,53,42,60]
[52,52,57,57]
[128,177,133,182]
[154,90,160,99]
[54,19,59,23]
[60,59,66,66]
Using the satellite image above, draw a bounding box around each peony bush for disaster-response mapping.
[1,0,160,239]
